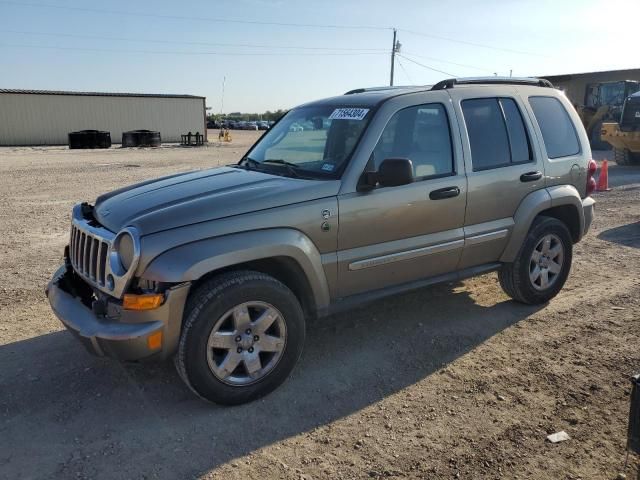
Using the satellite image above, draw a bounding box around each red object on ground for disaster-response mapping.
[596,159,610,192]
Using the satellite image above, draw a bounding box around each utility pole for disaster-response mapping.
[220,76,226,118]
[390,28,397,86]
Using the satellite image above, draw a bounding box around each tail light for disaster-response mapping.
[586,159,597,196]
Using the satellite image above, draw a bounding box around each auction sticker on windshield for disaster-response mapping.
[329,108,370,121]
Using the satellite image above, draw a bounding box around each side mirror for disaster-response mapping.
[378,158,414,187]
[357,158,414,191]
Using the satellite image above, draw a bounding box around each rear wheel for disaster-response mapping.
[175,270,305,405]
[499,216,573,304]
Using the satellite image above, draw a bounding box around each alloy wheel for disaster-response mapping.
[529,233,564,291]
[206,301,287,386]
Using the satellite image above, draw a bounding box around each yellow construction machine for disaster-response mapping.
[576,80,640,150]
[601,91,640,166]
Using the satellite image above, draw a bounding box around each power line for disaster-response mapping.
[395,57,413,84]
[0,1,392,31]
[398,28,549,57]
[396,54,456,77]
[0,43,388,57]
[401,52,495,74]
[0,29,387,52]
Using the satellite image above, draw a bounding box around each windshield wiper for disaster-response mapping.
[261,159,306,178]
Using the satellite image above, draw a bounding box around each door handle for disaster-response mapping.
[520,171,542,182]
[429,186,460,200]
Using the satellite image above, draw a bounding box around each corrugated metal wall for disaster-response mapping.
[0,93,206,145]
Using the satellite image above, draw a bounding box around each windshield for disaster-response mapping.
[241,105,372,178]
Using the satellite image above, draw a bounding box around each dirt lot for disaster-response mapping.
[0,133,639,480]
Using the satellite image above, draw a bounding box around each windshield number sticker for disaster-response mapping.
[329,108,369,121]
[321,163,335,172]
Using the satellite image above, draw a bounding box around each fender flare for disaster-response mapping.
[500,185,585,263]
[142,228,331,311]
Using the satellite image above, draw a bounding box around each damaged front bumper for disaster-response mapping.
[46,263,190,361]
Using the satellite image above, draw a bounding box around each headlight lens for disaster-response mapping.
[110,229,137,275]
[117,232,135,271]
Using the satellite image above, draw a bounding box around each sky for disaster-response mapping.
[1,0,638,113]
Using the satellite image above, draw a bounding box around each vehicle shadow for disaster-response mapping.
[0,280,543,480]
[597,221,640,248]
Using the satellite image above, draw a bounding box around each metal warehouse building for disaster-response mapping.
[0,89,207,146]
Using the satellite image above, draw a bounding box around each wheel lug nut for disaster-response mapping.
[248,347,254,353]
[237,347,242,353]
[245,329,251,334]
[253,335,259,341]
[235,335,241,342]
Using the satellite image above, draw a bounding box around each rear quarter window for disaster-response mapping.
[529,96,580,159]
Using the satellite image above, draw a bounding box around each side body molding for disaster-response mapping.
[500,185,585,263]
[142,228,331,311]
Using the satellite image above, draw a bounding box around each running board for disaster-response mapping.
[319,262,502,318]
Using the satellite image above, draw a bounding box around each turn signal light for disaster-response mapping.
[123,293,164,311]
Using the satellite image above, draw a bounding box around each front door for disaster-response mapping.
[336,100,467,298]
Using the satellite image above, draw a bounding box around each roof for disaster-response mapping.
[299,77,556,110]
[0,88,205,99]
[298,87,429,109]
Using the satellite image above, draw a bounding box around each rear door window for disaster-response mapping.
[461,97,532,171]
[529,96,580,159]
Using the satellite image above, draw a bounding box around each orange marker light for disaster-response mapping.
[123,293,164,311]
[147,331,163,350]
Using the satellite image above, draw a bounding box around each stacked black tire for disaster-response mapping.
[68,130,111,149]
[122,130,161,147]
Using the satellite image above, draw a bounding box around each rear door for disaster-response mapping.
[448,88,545,268]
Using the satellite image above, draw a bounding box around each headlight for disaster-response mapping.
[117,232,135,271]
[109,228,139,276]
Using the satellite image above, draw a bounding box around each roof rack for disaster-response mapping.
[344,85,429,95]
[431,77,553,90]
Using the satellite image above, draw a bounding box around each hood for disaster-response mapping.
[93,166,340,235]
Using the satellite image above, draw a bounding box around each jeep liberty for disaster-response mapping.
[47,77,596,405]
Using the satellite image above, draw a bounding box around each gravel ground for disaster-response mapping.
[0,135,639,480]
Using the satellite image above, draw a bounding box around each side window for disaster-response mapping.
[529,96,580,159]
[461,97,532,171]
[501,98,532,163]
[373,103,454,179]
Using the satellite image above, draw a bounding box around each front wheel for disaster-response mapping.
[499,216,573,305]
[175,270,305,405]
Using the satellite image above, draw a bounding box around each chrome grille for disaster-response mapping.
[68,203,139,299]
[70,224,111,287]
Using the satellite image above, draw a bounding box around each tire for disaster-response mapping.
[121,130,161,147]
[68,130,111,149]
[175,270,305,405]
[614,147,632,166]
[499,216,573,305]
[614,147,640,166]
